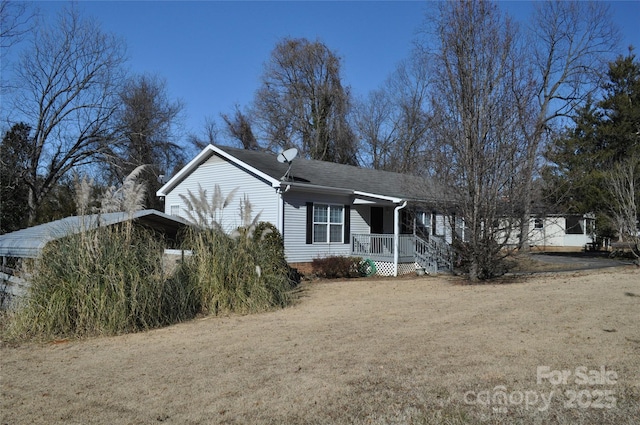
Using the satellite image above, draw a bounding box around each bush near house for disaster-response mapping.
[312,255,365,279]
[5,221,296,340]
[176,221,296,316]
[8,223,197,339]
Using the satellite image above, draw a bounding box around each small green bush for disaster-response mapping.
[8,223,197,340]
[311,255,364,278]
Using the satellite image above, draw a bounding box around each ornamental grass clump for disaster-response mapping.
[5,177,295,341]
[6,168,197,340]
[9,223,196,339]
[177,185,294,315]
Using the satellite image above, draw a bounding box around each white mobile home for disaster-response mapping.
[528,214,596,251]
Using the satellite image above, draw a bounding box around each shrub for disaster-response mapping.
[311,255,364,278]
[452,239,513,280]
[8,222,197,340]
[5,181,296,341]
[178,222,295,315]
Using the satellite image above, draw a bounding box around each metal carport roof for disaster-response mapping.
[0,210,191,259]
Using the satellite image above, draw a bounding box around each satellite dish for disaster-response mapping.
[277,147,298,164]
[276,148,298,181]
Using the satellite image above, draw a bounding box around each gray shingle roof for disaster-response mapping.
[216,145,447,203]
[0,210,190,258]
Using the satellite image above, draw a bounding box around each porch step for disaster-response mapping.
[414,235,452,274]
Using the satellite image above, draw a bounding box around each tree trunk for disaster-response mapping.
[27,186,38,226]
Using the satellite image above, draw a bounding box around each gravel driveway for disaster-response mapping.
[529,251,635,271]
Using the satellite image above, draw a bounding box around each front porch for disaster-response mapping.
[351,233,453,276]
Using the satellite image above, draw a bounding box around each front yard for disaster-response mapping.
[2,267,639,424]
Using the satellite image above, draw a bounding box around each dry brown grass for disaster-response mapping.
[2,267,639,424]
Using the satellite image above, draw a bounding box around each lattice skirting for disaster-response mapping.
[373,261,419,276]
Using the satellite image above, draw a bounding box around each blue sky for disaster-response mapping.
[14,1,640,141]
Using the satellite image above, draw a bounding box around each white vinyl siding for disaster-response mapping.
[163,153,279,231]
[282,191,365,263]
[352,205,370,235]
[161,150,379,263]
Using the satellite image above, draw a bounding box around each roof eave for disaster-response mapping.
[157,145,216,196]
[282,181,354,195]
[353,190,404,204]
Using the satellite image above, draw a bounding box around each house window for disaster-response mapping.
[313,204,343,243]
[534,218,544,229]
[170,204,180,216]
[566,216,584,235]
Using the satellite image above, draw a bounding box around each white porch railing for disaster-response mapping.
[414,234,452,273]
[351,233,452,273]
[351,234,414,262]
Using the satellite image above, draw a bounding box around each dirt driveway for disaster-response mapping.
[2,267,639,424]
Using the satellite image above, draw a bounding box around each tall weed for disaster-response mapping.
[5,177,294,341]
[6,168,198,340]
[177,184,295,315]
[179,221,293,315]
[8,223,196,339]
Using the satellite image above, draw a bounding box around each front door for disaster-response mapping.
[371,207,384,234]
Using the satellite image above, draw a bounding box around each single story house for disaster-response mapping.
[157,144,455,276]
[527,214,597,251]
[157,145,599,275]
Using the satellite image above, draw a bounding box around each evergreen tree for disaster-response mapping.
[544,51,640,236]
[0,123,31,233]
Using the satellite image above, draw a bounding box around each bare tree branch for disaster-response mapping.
[516,0,620,248]
[9,5,127,224]
[253,37,358,164]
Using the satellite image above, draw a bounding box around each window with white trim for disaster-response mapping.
[313,204,344,243]
[170,204,180,216]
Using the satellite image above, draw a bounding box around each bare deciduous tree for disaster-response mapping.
[109,74,184,210]
[354,56,432,174]
[0,0,35,92]
[516,0,619,249]
[222,106,259,150]
[352,88,396,169]
[188,116,221,152]
[9,5,126,224]
[609,156,640,257]
[383,57,432,174]
[426,0,528,280]
[253,37,358,164]
[0,0,33,51]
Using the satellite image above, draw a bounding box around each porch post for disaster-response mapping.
[393,201,407,276]
[276,186,285,235]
